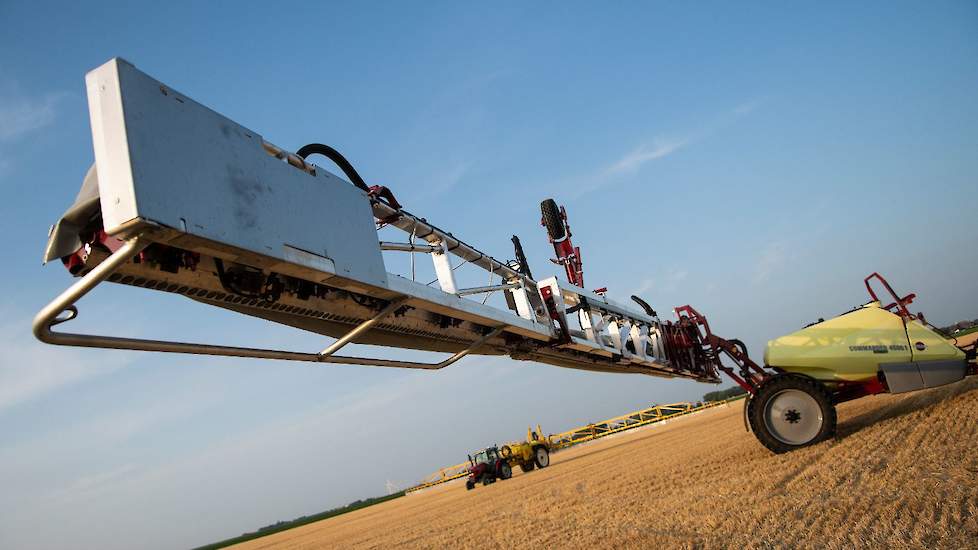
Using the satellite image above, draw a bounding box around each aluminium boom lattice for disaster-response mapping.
[35,58,722,383]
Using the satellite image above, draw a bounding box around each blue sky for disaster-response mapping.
[1,2,976,549]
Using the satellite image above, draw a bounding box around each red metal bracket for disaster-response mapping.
[864,272,916,319]
[368,185,403,224]
[673,304,770,394]
[540,286,572,344]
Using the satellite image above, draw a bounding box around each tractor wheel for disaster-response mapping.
[540,199,566,241]
[519,462,535,473]
[748,374,836,454]
[482,476,492,486]
[499,463,513,480]
[466,480,475,491]
[533,446,550,468]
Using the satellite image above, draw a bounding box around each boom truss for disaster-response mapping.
[35,58,723,384]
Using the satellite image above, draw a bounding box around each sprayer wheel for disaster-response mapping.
[540,199,566,241]
[534,446,550,468]
[748,374,836,454]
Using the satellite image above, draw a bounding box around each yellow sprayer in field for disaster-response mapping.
[500,426,552,473]
[464,427,552,490]
[409,401,731,493]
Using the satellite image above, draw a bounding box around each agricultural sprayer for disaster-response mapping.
[35,59,977,452]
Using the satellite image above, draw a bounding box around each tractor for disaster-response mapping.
[465,446,512,490]
[465,427,553,491]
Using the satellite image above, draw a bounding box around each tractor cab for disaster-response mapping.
[469,447,500,467]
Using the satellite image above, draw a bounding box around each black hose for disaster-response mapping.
[294,144,521,281]
[295,143,371,192]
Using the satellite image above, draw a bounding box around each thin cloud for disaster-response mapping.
[0,314,130,414]
[571,98,764,197]
[429,159,473,194]
[753,241,786,284]
[633,277,655,296]
[660,268,689,292]
[630,267,688,298]
[569,137,688,198]
[0,86,65,142]
[606,137,689,175]
[733,98,763,116]
[56,464,137,505]
[0,82,67,178]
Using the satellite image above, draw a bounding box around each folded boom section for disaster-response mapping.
[35,58,721,383]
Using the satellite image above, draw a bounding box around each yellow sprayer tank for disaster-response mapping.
[765,302,965,388]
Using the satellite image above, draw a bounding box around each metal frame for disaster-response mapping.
[535,276,683,370]
[456,283,520,297]
[547,400,727,449]
[33,236,504,369]
[33,58,719,382]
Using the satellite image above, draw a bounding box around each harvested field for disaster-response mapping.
[235,377,978,549]
[953,331,978,348]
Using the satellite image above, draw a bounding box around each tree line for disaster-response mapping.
[703,385,747,402]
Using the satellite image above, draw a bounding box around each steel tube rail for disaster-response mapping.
[318,297,408,357]
[371,200,535,288]
[455,283,521,296]
[379,241,440,253]
[262,140,317,175]
[33,236,505,369]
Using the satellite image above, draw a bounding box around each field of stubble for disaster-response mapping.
[236,371,978,549]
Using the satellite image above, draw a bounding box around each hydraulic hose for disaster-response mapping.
[295,143,371,192]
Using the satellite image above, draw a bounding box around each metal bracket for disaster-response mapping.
[33,236,504,369]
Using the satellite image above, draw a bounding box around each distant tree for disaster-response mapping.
[703,385,747,402]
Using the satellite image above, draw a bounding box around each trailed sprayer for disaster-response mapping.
[35,59,977,452]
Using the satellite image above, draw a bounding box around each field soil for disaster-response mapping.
[235,377,978,549]
[952,330,978,348]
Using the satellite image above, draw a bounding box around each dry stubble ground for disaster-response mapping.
[235,373,978,549]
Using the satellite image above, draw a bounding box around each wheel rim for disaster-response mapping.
[763,389,823,445]
[536,448,549,467]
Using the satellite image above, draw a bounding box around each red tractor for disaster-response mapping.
[465,446,512,490]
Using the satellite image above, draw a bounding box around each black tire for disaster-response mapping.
[482,477,492,486]
[540,199,566,241]
[533,446,550,468]
[465,480,475,491]
[742,395,752,433]
[499,462,512,480]
[519,462,535,473]
[748,374,836,454]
